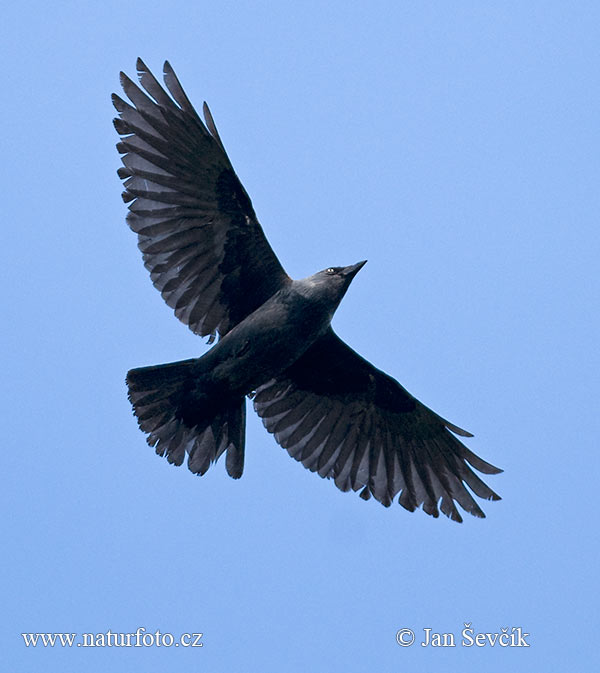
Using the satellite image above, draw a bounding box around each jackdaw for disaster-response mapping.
[113,59,501,522]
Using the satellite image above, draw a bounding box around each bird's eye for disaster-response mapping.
[326,268,336,275]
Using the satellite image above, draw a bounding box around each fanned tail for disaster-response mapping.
[126,360,245,478]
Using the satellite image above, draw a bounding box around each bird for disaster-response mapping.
[113,58,502,522]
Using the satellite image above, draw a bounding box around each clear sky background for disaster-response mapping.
[2,1,599,671]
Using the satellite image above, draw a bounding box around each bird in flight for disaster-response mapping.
[113,59,501,522]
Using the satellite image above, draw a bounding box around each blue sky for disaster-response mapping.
[3,1,599,671]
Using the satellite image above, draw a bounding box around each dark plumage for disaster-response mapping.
[114,59,502,522]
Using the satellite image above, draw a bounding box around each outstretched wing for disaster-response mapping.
[113,59,290,340]
[253,329,502,522]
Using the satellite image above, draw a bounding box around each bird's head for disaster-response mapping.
[295,260,367,315]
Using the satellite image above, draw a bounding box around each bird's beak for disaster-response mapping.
[342,260,367,279]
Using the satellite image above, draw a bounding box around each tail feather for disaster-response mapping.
[226,401,246,478]
[126,359,246,478]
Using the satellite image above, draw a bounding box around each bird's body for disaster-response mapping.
[176,266,362,396]
[114,59,502,522]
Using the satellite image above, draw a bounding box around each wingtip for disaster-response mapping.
[439,414,474,437]
[113,117,131,135]
[202,101,213,123]
[111,93,123,111]
[119,71,137,94]
[448,424,474,438]
[202,102,211,125]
